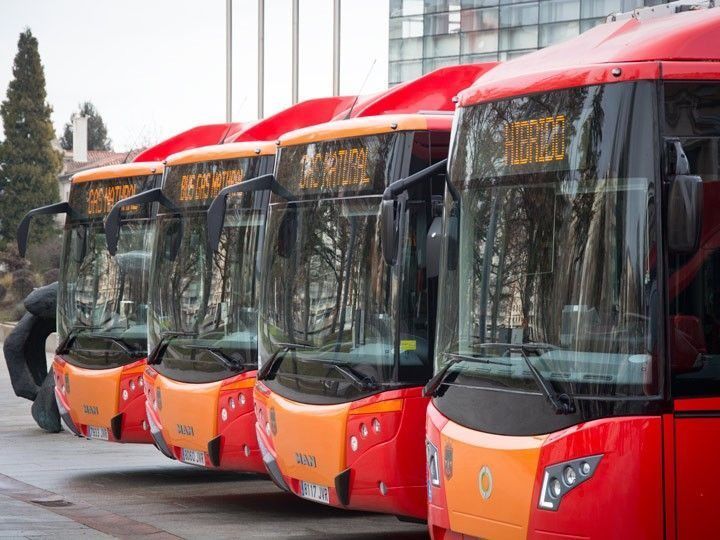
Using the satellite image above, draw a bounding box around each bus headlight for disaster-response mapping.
[538,454,603,511]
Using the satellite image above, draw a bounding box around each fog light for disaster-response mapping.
[122,389,129,401]
[129,380,136,391]
[265,422,271,436]
[360,423,368,438]
[221,408,228,421]
[580,461,591,475]
[379,481,387,496]
[138,377,144,387]
[244,444,251,457]
[372,418,381,433]
[142,420,147,431]
[239,393,246,406]
[229,397,236,410]
[350,436,358,452]
[550,478,562,498]
[563,466,577,486]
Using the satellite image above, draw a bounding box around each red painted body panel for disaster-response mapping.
[528,417,664,540]
[255,386,429,519]
[132,123,245,162]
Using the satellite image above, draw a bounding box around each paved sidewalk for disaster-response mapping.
[0,352,427,539]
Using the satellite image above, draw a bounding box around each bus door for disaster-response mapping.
[665,82,720,538]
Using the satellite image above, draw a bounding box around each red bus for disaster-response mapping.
[250,65,493,520]
[16,124,239,443]
[424,3,720,538]
[106,97,356,470]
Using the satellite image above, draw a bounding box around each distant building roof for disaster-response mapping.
[58,148,146,182]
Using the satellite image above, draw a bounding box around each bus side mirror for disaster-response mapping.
[17,202,76,257]
[668,174,702,253]
[381,199,398,265]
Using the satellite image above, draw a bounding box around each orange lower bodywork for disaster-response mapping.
[143,368,264,473]
[254,384,428,519]
[52,356,151,443]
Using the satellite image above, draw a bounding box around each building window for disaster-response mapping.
[539,20,579,47]
[424,11,461,34]
[460,7,499,31]
[539,0,580,24]
[389,15,425,39]
[460,29,499,54]
[499,25,538,51]
[424,33,460,57]
[499,3,539,28]
[389,37,424,61]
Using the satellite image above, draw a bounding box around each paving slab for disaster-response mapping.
[0,352,428,539]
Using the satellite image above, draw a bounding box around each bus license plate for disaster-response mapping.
[300,481,330,504]
[87,426,109,440]
[181,448,206,466]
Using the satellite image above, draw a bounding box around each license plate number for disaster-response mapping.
[87,426,109,440]
[300,481,330,504]
[181,448,206,466]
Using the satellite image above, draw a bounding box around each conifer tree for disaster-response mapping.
[0,29,62,246]
[59,101,112,151]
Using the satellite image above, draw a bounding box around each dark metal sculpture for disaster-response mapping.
[3,282,61,432]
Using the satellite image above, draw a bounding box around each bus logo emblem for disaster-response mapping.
[295,453,317,468]
[177,424,194,436]
[83,404,99,415]
[479,466,493,500]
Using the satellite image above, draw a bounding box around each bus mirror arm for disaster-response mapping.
[104,188,177,256]
[206,174,293,253]
[17,202,79,258]
[667,138,703,254]
[381,158,449,265]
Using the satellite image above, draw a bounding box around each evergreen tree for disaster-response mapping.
[0,29,62,247]
[59,101,112,151]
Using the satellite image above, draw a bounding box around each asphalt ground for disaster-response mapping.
[0,352,428,539]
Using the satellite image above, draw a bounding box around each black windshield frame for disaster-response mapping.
[259,130,450,404]
[433,81,669,436]
[149,155,273,384]
[57,174,161,369]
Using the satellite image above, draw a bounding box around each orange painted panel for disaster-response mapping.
[266,392,350,487]
[154,375,219,452]
[61,362,122,427]
[441,421,546,540]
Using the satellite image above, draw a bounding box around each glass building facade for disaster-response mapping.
[389,0,670,84]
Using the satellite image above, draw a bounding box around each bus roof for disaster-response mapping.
[71,161,164,184]
[459,6,720,107]
[277,113,452,148]
[132,123,247,163]
[161,96,358,166]
[334,63,496,119]
[165,140,276,167]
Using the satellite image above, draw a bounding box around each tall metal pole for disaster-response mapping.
[333,0,341,96]
[291,0,299,104]
[258,0,265,118]
[226,0,232,122]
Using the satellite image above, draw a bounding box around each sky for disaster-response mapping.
[0,0,389,151]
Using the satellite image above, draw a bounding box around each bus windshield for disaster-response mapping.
[58,219,152,369]
[259,132,437,402]
[436,81,660,403]
[149,157,266,383]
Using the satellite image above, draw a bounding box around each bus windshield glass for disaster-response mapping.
[58,175,156,369]
[259,133,428,401]
[149,157,266,384]
[436,81,660,401]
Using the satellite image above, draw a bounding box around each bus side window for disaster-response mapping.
[397,131,449,382]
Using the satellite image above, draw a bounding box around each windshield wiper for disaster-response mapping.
[184,345,252,373]
[326,363,379,392]
[510,345,575,415]
[92,334,146,359]
[147,330,197,365]
[423,352,512,397]
[56,324,101,355]
[257,343,308,381]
